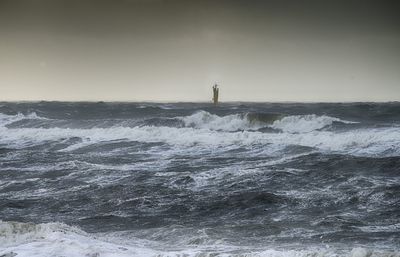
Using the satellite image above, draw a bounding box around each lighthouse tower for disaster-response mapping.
[212,84,219,106]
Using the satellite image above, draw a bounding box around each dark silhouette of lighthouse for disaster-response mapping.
[212,84,219,106]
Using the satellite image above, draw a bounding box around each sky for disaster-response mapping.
[0,0,399,102]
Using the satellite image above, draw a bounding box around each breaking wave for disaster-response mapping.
[0,221,157,257]
[0,110,357,133]
[179,111,282,131]
[271,114,357,133]
[0,221,398,257]
[0,111,396,157]
[179,111,356,133]
[0,124,399,157]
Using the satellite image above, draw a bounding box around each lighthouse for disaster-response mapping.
[212,84,219,106]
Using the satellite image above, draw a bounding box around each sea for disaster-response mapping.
[0,102,399,257]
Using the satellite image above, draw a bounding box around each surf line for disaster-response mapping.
[212,83,219,106]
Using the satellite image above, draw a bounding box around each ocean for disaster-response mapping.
[0,102,399,257]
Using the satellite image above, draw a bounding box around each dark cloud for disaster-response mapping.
[1,0,399,38]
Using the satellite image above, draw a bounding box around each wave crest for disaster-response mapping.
[271,114,357,133]
[180,111,283,131]
[179,111,356,133]
[180,111,253,131]
[0,112,47,127]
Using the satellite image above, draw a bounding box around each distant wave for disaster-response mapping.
[179,111,356,133]
[0,221,398,257]
[270,114,357,133]
[179,111,282,131]
[179,111,262,131]
[0,112,48,127]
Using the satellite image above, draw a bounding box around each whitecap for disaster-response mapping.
[0,112,48,127]
[1,124,400,157]
[271,114,357,133]
[179,110,257,131]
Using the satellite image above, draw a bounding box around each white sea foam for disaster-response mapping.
[271,114,357,133]
[0,112,47,127]
[0,111,398,157]
[0,221,398,257]
[358,223,400,233]
[0,113,25,127]
[0,123,399,157]
[179,111,356,133]
[180,111,258,131]
[0,221,156,257]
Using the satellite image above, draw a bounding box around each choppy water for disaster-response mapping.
[0,102,399,257]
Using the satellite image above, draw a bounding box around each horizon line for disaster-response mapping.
[0,100,399,104]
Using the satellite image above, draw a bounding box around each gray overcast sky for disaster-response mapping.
[1,0,399,102]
